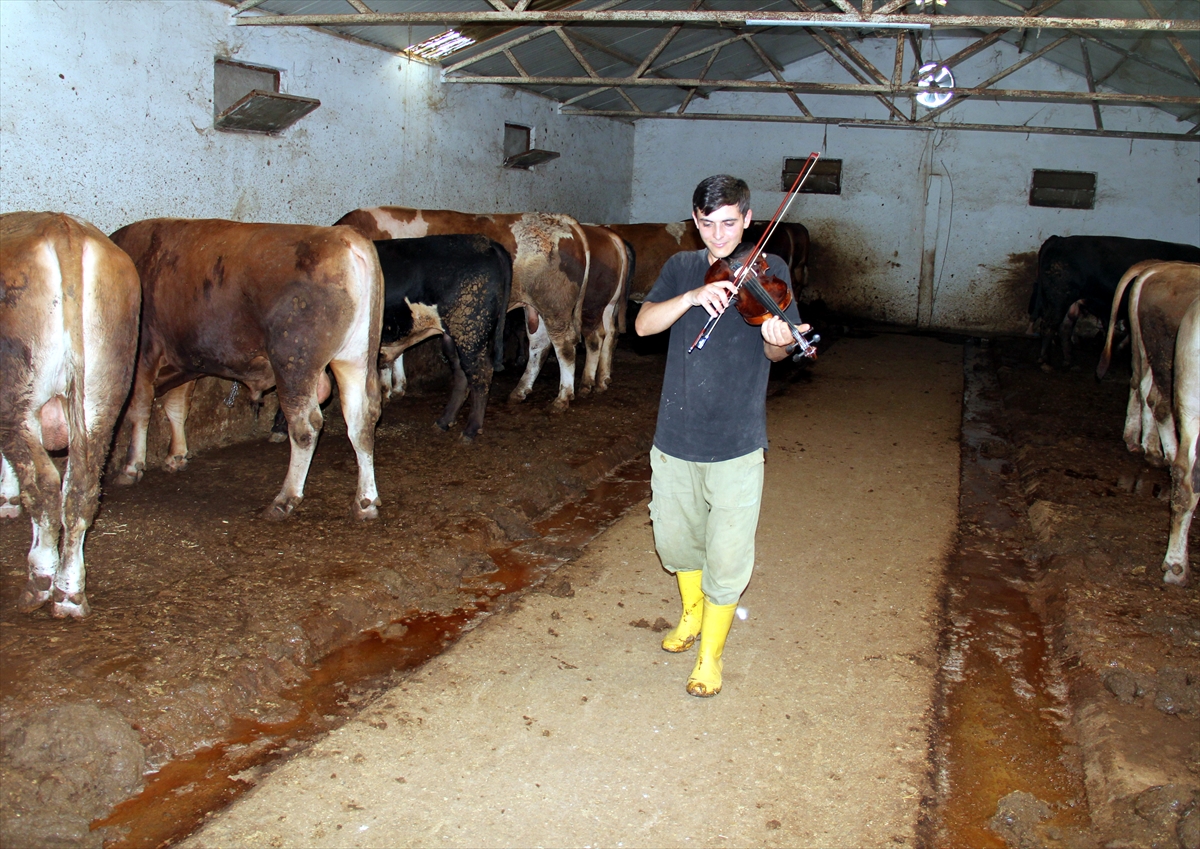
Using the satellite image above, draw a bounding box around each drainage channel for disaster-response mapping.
[94,460,651,849]
[925,338,1092,847]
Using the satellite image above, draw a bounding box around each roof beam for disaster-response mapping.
[562,108,1200,142]
[234,10,1200,33]
[442,74,1199,108]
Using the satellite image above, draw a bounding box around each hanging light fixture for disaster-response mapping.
[915,62,954,107]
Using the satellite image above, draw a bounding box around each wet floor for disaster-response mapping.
[926,339,1091,848]
[94,463,652,849]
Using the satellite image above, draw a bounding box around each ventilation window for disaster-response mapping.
[214,59,319,135]
[1029,169,1096,210]
[784,158,841,195]
[503,123,560,169]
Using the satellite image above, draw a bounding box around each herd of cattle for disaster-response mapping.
[0,208,1196,620]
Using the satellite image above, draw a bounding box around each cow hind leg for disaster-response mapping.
[459,347,494,444]
[266,391,323,521]
[115,361,161,485]
[161,382,196,472]
[435,336,470,435]
[1163,310,1199,586]
[7,430,63,613]
[1,453,20,518]
[596,303,619,393]
[578,330,602,399]
[379,354,407,402]
[547,329,578,414]
[509,309,550,406]
[328,359,381,521]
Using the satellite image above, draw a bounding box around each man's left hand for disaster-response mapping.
[760,316,808,348]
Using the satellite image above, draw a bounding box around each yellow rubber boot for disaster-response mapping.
[686,599,738,697]
[661,569,704,652]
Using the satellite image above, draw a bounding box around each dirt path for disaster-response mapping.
[178,333,963,848]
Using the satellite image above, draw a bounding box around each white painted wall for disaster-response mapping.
[0,0,633,233]
[630,37,1200,334]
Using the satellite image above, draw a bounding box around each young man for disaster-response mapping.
[634,174,807,697]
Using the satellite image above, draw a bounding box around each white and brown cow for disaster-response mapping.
[578,224,631,397]
[336,207,590,413]
[1098,260,1200,585]
[109,218,383,521]
[0,212,141,618]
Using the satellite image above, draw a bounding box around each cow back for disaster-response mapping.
[607,222,704,302]
[110,218,381,393]
[339,207,589,336]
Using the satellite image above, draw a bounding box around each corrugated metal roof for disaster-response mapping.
[234,0,1199,139]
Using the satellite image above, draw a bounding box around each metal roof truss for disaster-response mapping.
[232,1,1200,142]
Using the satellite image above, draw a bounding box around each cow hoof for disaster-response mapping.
[114,466,144,486]
[1162,563,1190,587]
[262,499,299,521]
[0,501,20,519]
[548,398,570,415]
[578,384,594,399]
[51,590,90,619]
[164,454,189,473]
[268,431,289,444]
[460,431,478,445]
[507,388,529,406]
[1039,363,1054,374]
[352,497,380,521]
[434,420,451,433]
[17,577,52,613]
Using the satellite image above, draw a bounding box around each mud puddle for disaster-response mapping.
[927,339,1091,848]
[94,462,651,848]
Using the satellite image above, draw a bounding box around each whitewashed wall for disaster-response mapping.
[0,0,633,232]
[630,37,1200,334]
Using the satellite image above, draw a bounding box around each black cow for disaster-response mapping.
[266,234,511,443]
[375,235,512,442]
[1029,235,1200,369]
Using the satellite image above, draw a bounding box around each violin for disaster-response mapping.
[704,253,793,326]
[694,250,820,360]
[688,152,822,361]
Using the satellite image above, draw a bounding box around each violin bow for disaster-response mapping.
[689,151,822,354]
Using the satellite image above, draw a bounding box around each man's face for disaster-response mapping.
[693,203,752,263]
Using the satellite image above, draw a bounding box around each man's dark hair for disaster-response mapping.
[692,175,751,216]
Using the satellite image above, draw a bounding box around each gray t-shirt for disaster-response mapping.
[645,248,799,463]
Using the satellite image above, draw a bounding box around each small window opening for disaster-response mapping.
[214,58,319,135]
[1029,169,1096,210]
[503,123,560,170]
[784,158,841,195]
[504,124,531,161]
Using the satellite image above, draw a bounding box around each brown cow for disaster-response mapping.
[1097,260,1200,585]
[608,222,703,303]
[109,219,383,521]
[610,220,808,303]
[578,224,631,397]
[336,207,590,413]
[0,212,142,618]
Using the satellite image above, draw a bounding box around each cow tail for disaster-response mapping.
[618,239,633,335]
[1097,262,1146,380]
[56,215,90,464]
[492,243,513,373]
[570,218,590,341]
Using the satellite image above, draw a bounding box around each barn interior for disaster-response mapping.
[1,2,1198,848]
